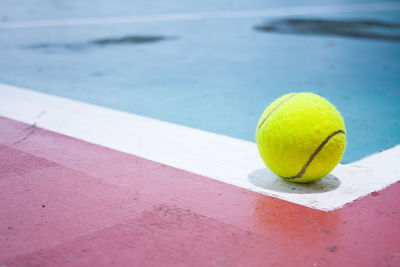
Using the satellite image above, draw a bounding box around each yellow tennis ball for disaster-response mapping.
[256,92,346,183]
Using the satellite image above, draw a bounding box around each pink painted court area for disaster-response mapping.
[1,116,399,266]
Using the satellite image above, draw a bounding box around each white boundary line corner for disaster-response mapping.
[0,83,399,211]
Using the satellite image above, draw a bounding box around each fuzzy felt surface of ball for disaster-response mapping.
[256,92,346,183]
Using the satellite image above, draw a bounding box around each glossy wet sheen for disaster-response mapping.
[1,117,399,266]
[0,1,399,163]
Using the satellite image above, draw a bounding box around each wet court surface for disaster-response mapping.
[1,1,400,266]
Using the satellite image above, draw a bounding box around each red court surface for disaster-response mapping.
[1,116,399,267]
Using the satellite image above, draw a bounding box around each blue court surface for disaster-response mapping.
[1,1,400,266]
[1,0,400,163]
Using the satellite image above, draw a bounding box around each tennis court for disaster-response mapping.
[1,1,400,266]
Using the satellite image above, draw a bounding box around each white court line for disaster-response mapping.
[1,2,400,29]
[0,83,399,211]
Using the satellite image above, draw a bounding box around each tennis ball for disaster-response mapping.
[256,92,346,183]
